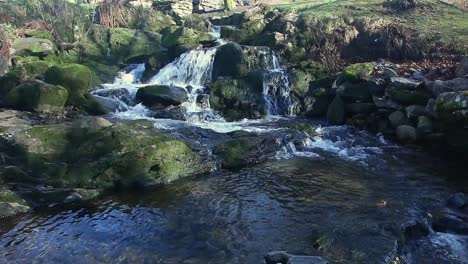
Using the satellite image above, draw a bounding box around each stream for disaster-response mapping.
[1,35,468,264]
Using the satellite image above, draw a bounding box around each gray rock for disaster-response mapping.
[388,111,408,128]
[288,256,328,264]
[390,77,422,90]
[383,67,398,79]
[405,105,426,119]
[426,78,468,96]
[136,85,188,108]
[417,116,433,134]
[396,125,418,142]
[326,95,346,125]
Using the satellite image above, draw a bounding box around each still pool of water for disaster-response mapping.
[1,133,467,263]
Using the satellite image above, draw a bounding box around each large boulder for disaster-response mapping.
[8,119,210,189]
[386,78,432,106]
[109,28,165,63]
[4,80,68,114]
[209,77,265,121]
[136,85,188,108]
[11,38,54,57]
[212,43,249,80]
[214,136,279,169]
[44,64,92,106]
[425,78,468,96]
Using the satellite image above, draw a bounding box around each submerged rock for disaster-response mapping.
[214,136,279,169]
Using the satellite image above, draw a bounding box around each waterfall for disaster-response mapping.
[149,47,221,122]
[261,52,292,116]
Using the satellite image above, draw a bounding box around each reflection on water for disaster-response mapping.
[0,140,467,263]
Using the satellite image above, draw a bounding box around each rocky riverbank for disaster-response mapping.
[0,0,467,220]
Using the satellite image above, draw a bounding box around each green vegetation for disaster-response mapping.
[274,0,468,54]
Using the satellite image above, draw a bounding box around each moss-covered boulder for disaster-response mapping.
[209,77,265,121]
[4,80,68,113]
[0,65,26,97]
[109,28,165,63]
[11,38,55,57]
[136,85,188,108]
[0,190,31,218]
[161,27,215,49]
[343,63,374,82]
[214,136,279,169]
[22,60,52,78]
[9,119,210,189]
[212,43,249,80]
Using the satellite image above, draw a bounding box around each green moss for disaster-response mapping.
[343,63,374,82]
[5,80,68,113]
[44,63,92,107]
[22,61,51,78]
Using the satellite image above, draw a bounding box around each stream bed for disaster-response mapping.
[0,125,467,263]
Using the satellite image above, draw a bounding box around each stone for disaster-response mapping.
[44,64,92,107]
[426,78,468,96]
[326,95,346,125]
[214,136,280,169]
[383,67,398,79]
[416,116,433,134]
[342,63,373,82]
[405,105,426,119]
[212,43,249,80]
[11,38,54,57]
[109,28,165,63]
[388,111,408,128]
[136,85,188,108]
[8,120,210,189]
[455,56,468,78]
[0,190,31,218]
[396,125,418,142]
[209,77,265,121]
[447,193,466,209]
[4,80,68,113]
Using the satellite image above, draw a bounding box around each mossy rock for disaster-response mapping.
[5,80,68,113]
[22,61,51,78]
[214,136,278,169]
[109,28,165,63]
[212,43,249,80]
[10,120,210,189]
[0,190,30,218]
[209,78,265,121]
[161,27,215,53]
[44,63,92,106]
[343,63,373,82]
[0,65,26,97]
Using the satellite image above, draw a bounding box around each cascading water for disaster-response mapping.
[244,47,293,116]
